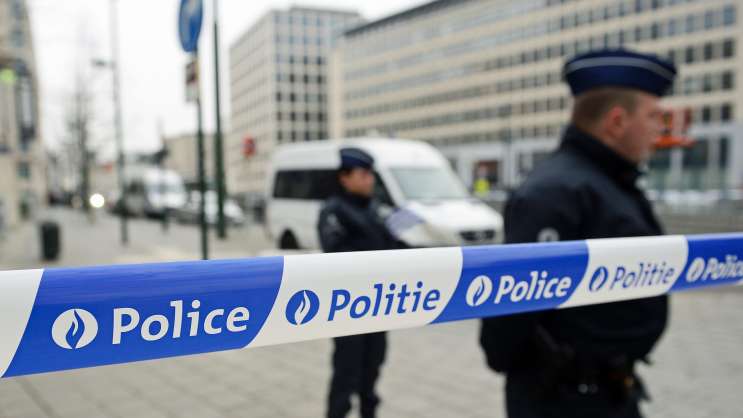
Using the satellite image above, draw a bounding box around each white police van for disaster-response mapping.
[266,138,504,249]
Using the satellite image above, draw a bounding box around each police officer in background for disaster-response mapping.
[480,49,677,418]
[318,147,406,418]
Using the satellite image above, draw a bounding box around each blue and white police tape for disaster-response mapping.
[1,233,742,378]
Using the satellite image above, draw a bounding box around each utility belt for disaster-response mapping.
[527,326,650,405]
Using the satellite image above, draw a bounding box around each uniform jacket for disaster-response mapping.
[318,191,405,253]
[481,125,667,373]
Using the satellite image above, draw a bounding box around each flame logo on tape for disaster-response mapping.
[51,309,98,349]
[286,290,320,325]
[465,275,493,307]
[589,267,610,292]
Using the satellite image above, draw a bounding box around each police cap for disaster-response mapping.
[339,147,374,170]
[563,49,677,97]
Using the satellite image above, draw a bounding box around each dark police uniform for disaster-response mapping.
[480,49,677,418]
[319,147,406,418]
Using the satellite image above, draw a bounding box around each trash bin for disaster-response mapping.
[40,221,60,261]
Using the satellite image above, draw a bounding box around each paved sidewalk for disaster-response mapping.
[0,210,742,417]
[0,208,280,270]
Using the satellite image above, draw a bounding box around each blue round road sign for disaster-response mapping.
[178,0,203,53]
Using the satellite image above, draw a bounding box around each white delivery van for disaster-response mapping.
[120,166,187,217]
[266,138,503,249]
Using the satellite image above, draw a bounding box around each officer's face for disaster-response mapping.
[339,168,375,198]
[621,92,664,164]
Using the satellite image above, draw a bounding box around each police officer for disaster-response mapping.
[319,147,406,418]
[480,49,677,418]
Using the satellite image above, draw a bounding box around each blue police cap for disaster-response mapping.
[563,49,677,97]
[340,147,374,170]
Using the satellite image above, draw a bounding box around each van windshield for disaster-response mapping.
[390,167,468,201]
[149,181,185,195]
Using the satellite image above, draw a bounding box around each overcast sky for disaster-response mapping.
[27,0,425,159]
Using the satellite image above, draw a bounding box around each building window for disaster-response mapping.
[701,106,711,123]
[721,104,733,121]
[651,22,660,39]
[719,136,729,168]
[649,148,671,170]
[722,71,734,90]
[634,26,643,42]
[667,49,677,63]
[17,162,30,179]
[682,139,708,169]
[685,46,695,63]
[702,74,713,92]
[667,18,677,36]
[723,39,735,58]
[723,5,736,26]
[685,14,696,33]
[704,43,713,61]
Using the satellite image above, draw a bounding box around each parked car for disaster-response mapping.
[173,190,246,226]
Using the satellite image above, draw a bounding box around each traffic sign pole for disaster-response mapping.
[179,0,208,260]
[195,54,209,261]
[213,0,227,239]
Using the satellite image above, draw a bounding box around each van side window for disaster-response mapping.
[373,172,394,207]
[274,170,337,200]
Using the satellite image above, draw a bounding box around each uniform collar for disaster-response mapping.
[340,190,372,208]
[560,125,643,187]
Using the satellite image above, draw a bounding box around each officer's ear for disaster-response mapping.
[604,105,632,140]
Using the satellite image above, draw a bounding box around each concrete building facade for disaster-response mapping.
[163,133,214,184]
[227,6,362,196]
[329,0,742,192]
[0,0,46,229]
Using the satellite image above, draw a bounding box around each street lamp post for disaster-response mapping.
[96,0,129,245]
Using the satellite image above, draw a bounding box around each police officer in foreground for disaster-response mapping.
[318,147,406,418]
[480,49,677,418]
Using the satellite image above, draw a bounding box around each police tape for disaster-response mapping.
[1,233,742,378]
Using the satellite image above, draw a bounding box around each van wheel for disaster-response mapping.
[279,231,299,250]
